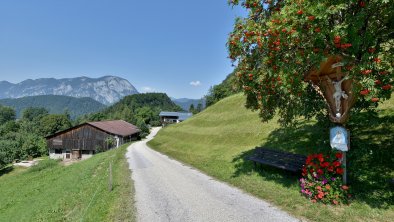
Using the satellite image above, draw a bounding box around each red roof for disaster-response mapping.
[88,120,140,137]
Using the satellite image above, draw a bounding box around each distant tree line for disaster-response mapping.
[205,71,241,107]
[188,102,203,114]
[0,106,72,169]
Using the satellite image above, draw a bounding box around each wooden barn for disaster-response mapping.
[46,120,140,160]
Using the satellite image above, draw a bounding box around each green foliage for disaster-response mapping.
[0,105,16,125]
[22,107,49,121]
[0,140,18,168]
[0,95,106,119]
[21,134,47,159]
[0,103,74,167]
[228,0,394,125]
[205,71,241,107]
[40,114,72,136]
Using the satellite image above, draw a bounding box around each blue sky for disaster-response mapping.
[0,0,245,99]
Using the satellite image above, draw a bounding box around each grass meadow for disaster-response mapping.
[0,143,135,222]
[148,93,394,222]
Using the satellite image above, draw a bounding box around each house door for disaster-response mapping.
[65,150,71,159]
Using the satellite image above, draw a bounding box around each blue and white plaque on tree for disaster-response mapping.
[330,126,349,152]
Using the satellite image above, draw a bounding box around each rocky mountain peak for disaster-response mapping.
[0,76,139,105]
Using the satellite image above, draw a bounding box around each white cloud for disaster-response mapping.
[190,80,201,86]
[141,86,155,93]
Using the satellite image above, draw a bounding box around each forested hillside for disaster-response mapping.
[0,106,72,168]
[205,71,240,107]
[79,93,182,136]
[0,95,106,119]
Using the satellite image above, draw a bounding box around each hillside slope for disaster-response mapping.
[149,93,394,222]
[0,95,106,119]
[0,144,135,221]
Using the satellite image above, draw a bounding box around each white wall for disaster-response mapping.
[81,151,94,160]
[49,149,64,160]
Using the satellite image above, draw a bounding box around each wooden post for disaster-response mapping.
[342,152,347,185]
[108,162,113,192]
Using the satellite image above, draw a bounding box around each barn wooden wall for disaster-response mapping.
[47,125,110,151]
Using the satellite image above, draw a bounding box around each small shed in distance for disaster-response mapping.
[159,111,193,126]
[46,120,140,160]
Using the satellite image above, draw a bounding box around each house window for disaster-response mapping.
[55,149,62,154]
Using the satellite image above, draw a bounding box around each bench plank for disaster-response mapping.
[247,147,306,173]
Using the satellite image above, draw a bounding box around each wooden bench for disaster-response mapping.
[247,147,307,173]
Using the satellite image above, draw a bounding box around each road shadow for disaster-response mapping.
[231,111,394,209]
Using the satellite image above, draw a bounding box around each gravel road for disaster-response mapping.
[126,127,299,222]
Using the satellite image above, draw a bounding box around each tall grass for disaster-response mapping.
[148,93,394,222]
[0,143,135,222]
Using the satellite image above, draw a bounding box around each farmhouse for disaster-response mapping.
[46,120,140,160]
[159,111,193,126]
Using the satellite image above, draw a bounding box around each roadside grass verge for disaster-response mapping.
[0,143,136,222]
[148,93,394,222]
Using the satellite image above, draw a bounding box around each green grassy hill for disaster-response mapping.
[0,144,135,222]
[149,93,394,222]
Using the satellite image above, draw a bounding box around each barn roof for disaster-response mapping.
[87,120,140,137]
[45,120,140,139]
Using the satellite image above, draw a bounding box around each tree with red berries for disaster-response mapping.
[227,0,393,125]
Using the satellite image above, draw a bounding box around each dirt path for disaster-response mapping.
[126,127,298,222]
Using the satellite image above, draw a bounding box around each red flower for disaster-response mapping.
[374,80,382,85]
[335,152,343,159]
[314,27,321,33]
[361,69,372,75]
[359,1,366,7]
[333,161,341,167]
[317,154,324,162]
[317,192,324,199]
[336,167,344,175]
[308,16,315,21]
[342,185,349,190]
[373,58,381,63]
[368,48,376,53]
[317,169,323,175]
[382,84,392,90]
[371,98,379,103]
[328,166,334,172]
[320,162,329,168]
[334,36,341,44]
[332,200,338,205]
[306,155,313,164]
[297,10,303,15]
[360,89,370,96]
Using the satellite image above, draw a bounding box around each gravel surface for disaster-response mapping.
[126,127,299,222]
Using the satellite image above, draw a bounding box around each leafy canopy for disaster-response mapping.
[228,0,393,125]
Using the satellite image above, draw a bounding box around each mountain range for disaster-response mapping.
[0,95,106,119]
[0,76,138,105]
[171,98,206,111]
